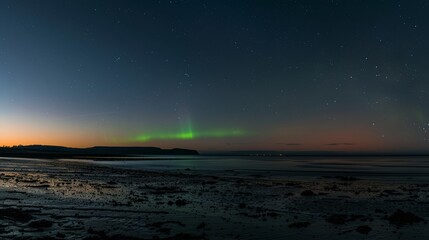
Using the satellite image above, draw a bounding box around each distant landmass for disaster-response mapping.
[0,145,199,159]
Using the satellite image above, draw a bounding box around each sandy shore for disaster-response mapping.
[0,157,428,239]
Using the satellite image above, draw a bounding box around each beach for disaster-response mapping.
[0,157,428,239]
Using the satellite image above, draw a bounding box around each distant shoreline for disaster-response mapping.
[0,145,199,159]
[2,144,429,160]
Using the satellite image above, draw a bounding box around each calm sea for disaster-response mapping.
[85,156,429,181]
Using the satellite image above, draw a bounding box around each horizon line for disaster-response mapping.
[3,144,429,156]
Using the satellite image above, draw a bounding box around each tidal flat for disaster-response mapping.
[0,157,428,239]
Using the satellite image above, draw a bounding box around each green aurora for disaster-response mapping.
[134,128,245,142]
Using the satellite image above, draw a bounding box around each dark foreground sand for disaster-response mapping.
[0,158,428,239]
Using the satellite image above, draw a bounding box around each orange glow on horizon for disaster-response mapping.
[0,113,423,152]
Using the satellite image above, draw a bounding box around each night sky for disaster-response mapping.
[1,0,429,152]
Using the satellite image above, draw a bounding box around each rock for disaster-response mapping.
[88,227,106,236]
[374,209,386,214]
[158,227,171,234]
[164,233,205,240]
[322,176,359,181]
[288,222,311,228]
[0,208,33,222]
[337,176,359,181]
[301,190,316,196]
[238,203,246,209]
[355,225,371,234]
[325,214,366,225]
[388,209,424,226]
[175,199,189,206]
[28,219,53,228]
[197,222,206,229]
[56,232,66,238]
[149,221,186,229]
[36,237,57,240]
[326,214,348,225]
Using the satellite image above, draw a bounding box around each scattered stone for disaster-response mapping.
[88,227,106,236]
[388,209,424,226]
[336,176,359,181]
[36,237,57,240]
[83,234,144,240]
[322,176,360,181]
[266,212,280,217]
[150,221,186,228]
[325,214,366,225]
[326,214,348,225]
[197,222,206,229]
[28,219,53,228]
[301,190,316,196]
[375,209,386,214]
[0,208,33,222]
[56,232,66,238]
[383,189,402,196]
[288,222,311,228]
[238,203,246,209]
[175,199,189,206]
[158,227,171,234]
[163,233,205,240]
[355,225,372,234]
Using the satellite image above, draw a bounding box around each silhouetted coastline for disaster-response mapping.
[0,145,199,159]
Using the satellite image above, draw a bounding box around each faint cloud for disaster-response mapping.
[225,142,252,146]
[277,143,302,146]
[325,143,356,146]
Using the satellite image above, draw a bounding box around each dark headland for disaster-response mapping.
[0,145,199,159]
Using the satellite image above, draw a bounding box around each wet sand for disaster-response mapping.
[0,157,428,239]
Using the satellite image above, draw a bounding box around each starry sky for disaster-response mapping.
[1,0,429,153]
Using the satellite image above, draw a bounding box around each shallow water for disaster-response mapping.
[2,157,429,239]
[77,156,429,181]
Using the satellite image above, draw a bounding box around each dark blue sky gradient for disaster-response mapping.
[1,0,429,152]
